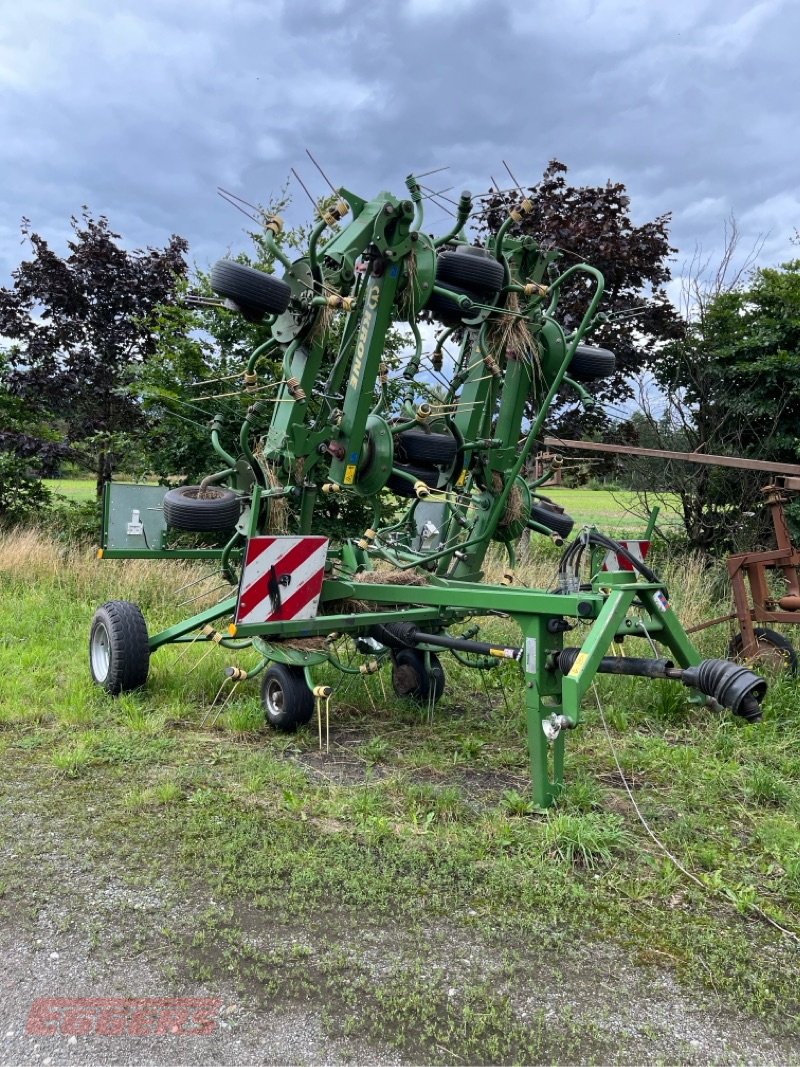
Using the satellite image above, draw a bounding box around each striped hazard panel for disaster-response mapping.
[601,539,651,572]
[234,536,329,626]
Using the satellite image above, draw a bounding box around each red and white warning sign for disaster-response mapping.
[235,536,329,625]
[601,539,651,572]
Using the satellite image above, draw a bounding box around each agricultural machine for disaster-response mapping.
[90,176,766,807]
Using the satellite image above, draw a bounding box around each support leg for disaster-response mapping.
[517,613,564,808]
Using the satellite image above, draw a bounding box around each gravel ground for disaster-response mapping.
[1,768,798,1065]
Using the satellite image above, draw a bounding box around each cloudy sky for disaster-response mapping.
[1,0,797,291]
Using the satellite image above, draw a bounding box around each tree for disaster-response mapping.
[0,212,188,496]
[479,160,683,435]
[634,227,800,554]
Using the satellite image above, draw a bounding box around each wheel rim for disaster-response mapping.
[265,677,285,716]
[91,622,110,681]
[750,640,792,680]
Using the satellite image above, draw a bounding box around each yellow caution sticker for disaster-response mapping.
[343,464,357,485]
[567,651,589,677]
[456,469,467,487]
[96,548,104,559]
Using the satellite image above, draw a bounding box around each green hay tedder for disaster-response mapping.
[90,176,766,807]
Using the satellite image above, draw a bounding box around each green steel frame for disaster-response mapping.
[94,175,756,807]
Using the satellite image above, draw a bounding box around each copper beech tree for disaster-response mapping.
[0,211,188,496]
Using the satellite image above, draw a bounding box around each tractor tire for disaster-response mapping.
[568,344,616,382]
[395,430,457,468]
[211,260,292,320]
[261,664,315,731]
[391,648,445,704]
[89,600,150,695]
[530,500,575,539]
[729,628,798,677]
[436,247,505,293]
[162,485,241,532]
[425,282,482,325]
[386,464,444,498]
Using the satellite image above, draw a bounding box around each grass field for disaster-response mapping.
[1,522,799,1060]
[45,478,683,539]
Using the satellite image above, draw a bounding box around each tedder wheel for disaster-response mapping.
[391,649,445,704]
[729,628,798,678]
[395,430,457,468]
[89,600,150,694]
[162,485,241,532]
[568,344,617,382]
[435,247,505,293]
[425,282,482,326]
[530,500,575,539]
[386,463,443,498]
[261,664,315,731]
[210,260,292,320]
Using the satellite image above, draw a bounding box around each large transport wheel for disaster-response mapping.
[261,664,315,732]
[386,464,444,498]
[568,344,616,382]
[530,500,575,539]
[729,628,798,677]
[89,600,150,695]
[395,430,457,468]
[435,247,505,293]
[210,260,292,320]
[162,485,241,532]
[391,649,445,704]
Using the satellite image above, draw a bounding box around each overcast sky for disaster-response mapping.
[1,0,797,293]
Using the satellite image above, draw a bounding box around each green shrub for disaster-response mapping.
[0,453,52,525]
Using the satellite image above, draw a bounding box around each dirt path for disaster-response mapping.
[1,766,798,1065]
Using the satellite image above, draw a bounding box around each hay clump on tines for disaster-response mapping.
[251,450,290,534]
[488,291,541,382]
[354,569,428,587]
[493,472,523,529]
[397,251,419,319]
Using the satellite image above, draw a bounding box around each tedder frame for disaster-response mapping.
[90,175,766,807]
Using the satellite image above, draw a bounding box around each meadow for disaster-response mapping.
[1,512,798,1062]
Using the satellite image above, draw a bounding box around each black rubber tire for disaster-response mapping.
[530,500,575,539]
[386,464,443,498]
[395,430,457,468]
[89,600,150,695]
[568,344,616,382]
[211,260,292,319]
[425,282,482,325]
[391,649,445,704]
[163,485,241,532]
[729,628,798,676]
[261,664,315,731]
[436,248,505,293]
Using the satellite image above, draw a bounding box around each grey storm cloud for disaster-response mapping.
[0,0,797,286]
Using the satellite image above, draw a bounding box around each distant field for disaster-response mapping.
[542,486,683,536]
[44,478,98,502]
[44,478,681,536]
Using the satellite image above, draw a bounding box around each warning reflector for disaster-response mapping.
[601,539,651,572]
[235,536,329,625]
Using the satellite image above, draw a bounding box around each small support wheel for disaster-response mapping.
[261,664,314,732]
[163,485,241,532]
[530,499,575,539]
[211,260,292,320]
[391,649,445,704]
[89,600,150,694]
[729,628,798,678]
